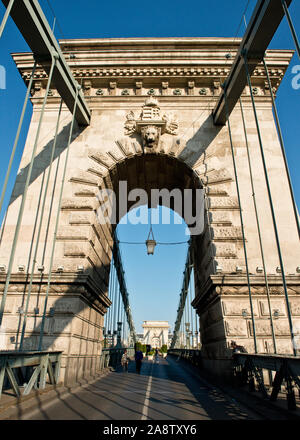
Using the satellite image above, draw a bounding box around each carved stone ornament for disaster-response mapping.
[124,97,178,148]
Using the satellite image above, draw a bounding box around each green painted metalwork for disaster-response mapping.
[0,0,14,38]
[213,0,292,125]
[0,351,62,398]
[19,99,63,351]
[243,51,297,356]
[1,0,90,125]
[262,58,300,240]
[282,0,300,60]
[0,61,37,218]
[38,85,80,351]
[0,52,58,329]
[112,235,137,343]
[170,244,192,349]
[233,352,300,410]
[239,97,277,354]
[224,88,258,354]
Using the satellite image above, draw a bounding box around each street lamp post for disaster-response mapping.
[185,322,190,349]
[116,321,123,347]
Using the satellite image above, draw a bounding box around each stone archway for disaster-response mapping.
[0,38,299,384]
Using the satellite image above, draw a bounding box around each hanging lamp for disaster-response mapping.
[146,224,156,255]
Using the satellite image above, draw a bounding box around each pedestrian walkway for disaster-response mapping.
[17,356,261,420]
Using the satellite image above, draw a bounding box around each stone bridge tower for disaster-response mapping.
[0,38,299,383]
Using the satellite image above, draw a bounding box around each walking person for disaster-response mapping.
[135,349,143,374]
[121,349,129,372]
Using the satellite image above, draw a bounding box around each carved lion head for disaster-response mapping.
[142,125,160,148]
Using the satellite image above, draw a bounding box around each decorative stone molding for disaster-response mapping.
[162,81,169,95]
[22,65,285,80]
[109,81,117,96]
[173,88,181,96]
[213,81,221,96]
[121,88,130,96]
[188,81,195,96]
[83,80,92,95]
[124,97,178,148]
[147,88,156,96]
[135,81,143,95]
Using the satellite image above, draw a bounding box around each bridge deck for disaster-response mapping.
[15,356,261,421]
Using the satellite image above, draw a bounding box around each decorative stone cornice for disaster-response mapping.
[20,66,284,81]
[192,274,300,312]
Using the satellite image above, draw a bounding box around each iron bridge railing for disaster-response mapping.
[233,353,300,411]
[0,347,135,400]
[0,350,62,399]
[169,349,300,412]
[100,347,135,371]
[168,348,202,368]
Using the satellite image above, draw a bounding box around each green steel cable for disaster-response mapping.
[113,264,118,337]
[239,97,277,354]
[282,0,300,59]
[19,99,63,350]
[0,61,37,217]
[0,0,15,38]
[107,262,114,342]
[224,86,258,354]
[107,258,114,335]
[262,58,300,240]
[122,307,125,343]
[0,51,58,328]
[104,258,113,332]
[38,83,80,351]
[243,51,296,356]
[189,270,194,347]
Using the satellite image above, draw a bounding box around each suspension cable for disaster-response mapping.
[38,82,80,351]
[194,272,199,348]
[0,0,15,39]
[239,97,277,354]
[0,51,58,329]
[243,51,296,356]
[113,264,118,336]
[262,57,300,239]
[0,61,37,218]
[104,257,113,333]
[189,271,194,348]
[108,261,115,339]
[224,86,258,354]
[281,0,300,59]
[19,99,63,350]
[117,283,121,327]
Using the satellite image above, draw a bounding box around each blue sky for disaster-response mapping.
[0,0,299,333]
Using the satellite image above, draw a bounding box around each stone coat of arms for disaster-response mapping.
[124,97,178,149]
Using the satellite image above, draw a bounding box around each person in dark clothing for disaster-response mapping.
[230,341,248,385]
[135,350,143,373]
[230,340,247,353]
